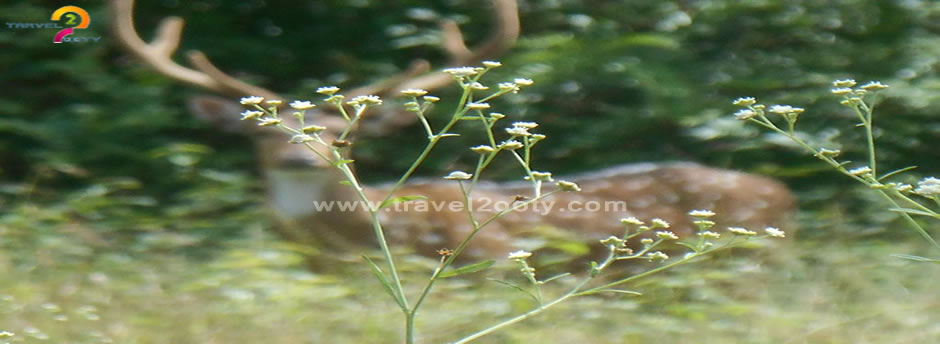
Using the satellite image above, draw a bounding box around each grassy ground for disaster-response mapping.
[0,224,937,343]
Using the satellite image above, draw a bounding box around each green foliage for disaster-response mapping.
[1,0,938,341]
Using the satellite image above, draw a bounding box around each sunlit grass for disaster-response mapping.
[1,230,936,343]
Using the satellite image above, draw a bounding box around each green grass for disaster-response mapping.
[1,228,936,343]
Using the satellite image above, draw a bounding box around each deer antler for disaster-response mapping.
[352,0,521,96]
[110,0,281,100]
[347,0,520,135]
[112,0,519,105]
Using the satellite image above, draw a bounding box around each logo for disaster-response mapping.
[51,6,91,43]
[4,5,101,43]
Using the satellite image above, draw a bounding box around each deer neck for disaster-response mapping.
[264,162,376,237]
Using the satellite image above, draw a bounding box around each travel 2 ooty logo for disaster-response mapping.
[5,5,102,43]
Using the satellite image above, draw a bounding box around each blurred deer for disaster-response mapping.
[111,0,795,267]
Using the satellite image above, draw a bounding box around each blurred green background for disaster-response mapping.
[1,0,937,343]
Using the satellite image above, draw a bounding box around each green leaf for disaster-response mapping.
[362,255,406,309]
[676,242,699,252]
[611,33,680,50]
[578,288,643,296]
[878,165,918,181]
[333,159,355,166]
[548,240,591,256]
[488,278,538,303]
[888,207,939,218]
[378,195,428,209]
[439,259,495,278]
[539,272,571,284]
[889,254,940,263]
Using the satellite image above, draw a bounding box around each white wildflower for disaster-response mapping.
[470,145,495,154]
[833,79,857,88]
[768,104,805,114]
[289,100,315,110]
[557,180,581,192]
[442,67,480,77]
[257,118,281,126]
[443,171,473,180]
[656,231,679,240]
[734,109,757,120]
[698,231,721,239]
[239,96,264,105]
[647,251,669,262]
[316,86,340,95]
[764,227,786,238]
[466,102,491,110]
[728,227,757,236]
[240,110,263,120]
[860,81,888,91]
[508,250,532,260]
[620,217,645,225]
[506,127,531,137]
[400,88,428,97]
[513,78,534,86]
[849,166,872,176]
[689,209,716,218]
[498,82,521,93]
[348,95,382,106]
[497,140,524,150]
[831,88,852,95]
[732,97,756,106]
[914,177,940,196]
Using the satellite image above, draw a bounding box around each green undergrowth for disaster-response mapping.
[0,229,935,343]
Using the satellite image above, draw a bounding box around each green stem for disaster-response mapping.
[334,159,409,310]
[876,189,940,252]
[857,102,878,176]
[380,86,473,205]
[452,292,576,344]
[748,106,938,253]
[454,240,752,343]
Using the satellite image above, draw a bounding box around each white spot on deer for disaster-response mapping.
[703,192,722,202]
[630,196,656,209]
[659,170,682,183]
[732,208,756,222]
[683,183,702,193]
[758,184,776,195]
[625,176,654,191]
[584,180,612,193]
[662,192,680,204]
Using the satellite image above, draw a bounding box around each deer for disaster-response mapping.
[110,0,796,270]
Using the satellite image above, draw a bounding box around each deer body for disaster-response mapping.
[264,160,794,261]
[111,0,795,266]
